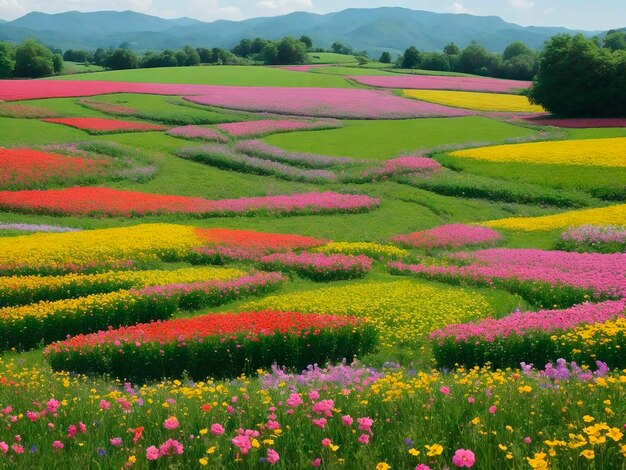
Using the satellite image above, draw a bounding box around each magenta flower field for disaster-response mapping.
[348,75,532,93]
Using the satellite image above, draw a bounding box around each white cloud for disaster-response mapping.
[508,0,535,10]
[216,5,243,19]
[449,2,471,14]
[257,0,314,13]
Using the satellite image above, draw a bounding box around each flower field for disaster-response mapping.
[184,87,472,119]
[0,187,379,217]
[245,280,501,347]
[0,148,111,189]
[402,89,545,112]
[42,117,168,133]
[450,137,626,167]
[216,119,342,137]
[0,64,625,469]
[348,75,531,92]
[483,204,626,231]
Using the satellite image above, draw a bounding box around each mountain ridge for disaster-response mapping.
[0,7,613,54]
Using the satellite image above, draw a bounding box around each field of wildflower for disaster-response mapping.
[0,65,624,470]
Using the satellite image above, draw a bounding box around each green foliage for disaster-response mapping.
[421,52,451,72]
[379,51,392,63]
[443,42,460,56]
[401,46,422,69]
[529,34,626,117]
[104,48,139,70]
[0,41,15,78]
[604,30,626,51]
[13,39,57,78]
[401,169,592,208]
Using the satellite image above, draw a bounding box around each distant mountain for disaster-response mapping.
[0,7,607,54]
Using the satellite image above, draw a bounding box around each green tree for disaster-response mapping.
[443,42,460,55]
[401,46,421,69]
[14,39,55,78]
[52,53,64,74]
[458,41,492,74]
[379,51,392,63]
[104,49,139,70]
[529,33,625,117]
[182,45,200,66]
[331,41,344,53]
[503,41,532,60]
[0,41,16,78]
[421,52,450,71]
[604,31,626,51]
[299,35,313,50]
[274,37,308,65]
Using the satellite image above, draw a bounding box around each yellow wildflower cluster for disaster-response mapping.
[557,316,626,353]
[0,266,244,306]
[402,89,544,112]
[244,280,493,346]
[482,204,626,231]
[450,137,626,168]
[0,224,203,272]
[311,241,409,259]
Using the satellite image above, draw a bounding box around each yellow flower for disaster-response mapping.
[583,415,596,423]
[580,449,595,460]
[425,444,443,456]
[408,448,420,456]
[199,428,208,436]
[199,458,208,466]
[329,444,339,452]
[451,137,626,168]
[376,463,390,470]
[206,447,216,454]
[403,89,544,112]
[607,428,624,442]
[127,455,136,464]
[518,385,532,394]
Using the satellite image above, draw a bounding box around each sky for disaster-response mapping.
[0,0,623,30]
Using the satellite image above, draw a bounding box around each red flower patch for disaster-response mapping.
[42,117,167,133]
[0,187,379,217]
[195,228,326,251]
[0,148,110,190]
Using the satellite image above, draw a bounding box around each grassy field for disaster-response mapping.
[51,65,355,87]
[308,52,360,64]
[263,116,538,158]
[61,61,105,74]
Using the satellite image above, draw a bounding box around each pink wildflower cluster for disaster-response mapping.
[348,75,531,93]
[390,224,501,249]
[217,118,341,137]
[166,125,229,142]
[259,252,373,281]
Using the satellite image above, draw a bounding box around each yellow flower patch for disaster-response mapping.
[402,89,544,112]
[311,241,409,259]
[482,204,626,231]
[244,280,494,346]
[0,224,203,272]
[450,137,626,168]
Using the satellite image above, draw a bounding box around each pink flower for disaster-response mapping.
[267,420,281,431]
[468,397,475,404]
[312,418,327,429]
[311,458,322,467]
[524,437,532,445]
[67,424,77,439]
[357,417,373,433]
[322,438,331,447]
[210,423,225,436]
[0,442,7,454]
[159,438,183,456]
[46,399,60,414]
[342,415,354,426]
[232,435,252,455]
[416,465,431,470]
[287,393,303,408]
[110,437,122,446]
[489,406,497,414]
[52,441,64,451]
[309,390,320,401]
[146,446,160,461]
[78,422,87,434]
[163,416,179,430]
[26,411,37,422]
[358,434,370,445]
[267,448,280,464]
[11,444,23,454]
[99,400,110,410]
[439,386,450,395]
[452,448,476,468]
[312,399,335,417]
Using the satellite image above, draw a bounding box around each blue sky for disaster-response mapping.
[0,0,623,30]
